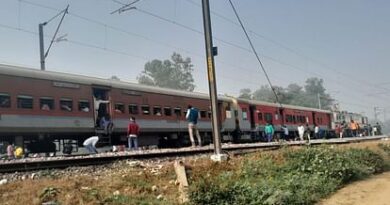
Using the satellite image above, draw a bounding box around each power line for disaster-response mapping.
[0,20,375,111]
[185,0,390,100]
[0,23,147,61]
[227,0,282,108]
[9,0,386,110]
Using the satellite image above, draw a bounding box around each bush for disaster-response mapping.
[189,146,387,205]
[379,143,390,156]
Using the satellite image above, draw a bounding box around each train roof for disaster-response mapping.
[0,63,331,113]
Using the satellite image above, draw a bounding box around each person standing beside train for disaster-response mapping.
[127,117,140,150]
[264,122,274,142]
[349,120,358,137]
[297,124,305,141]
[281,125,289,141]
[186,105,202,147]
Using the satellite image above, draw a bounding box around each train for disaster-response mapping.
[0,64,368,154]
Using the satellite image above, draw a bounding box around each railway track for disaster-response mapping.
[0,135,387,173]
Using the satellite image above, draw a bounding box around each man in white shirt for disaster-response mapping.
[314,124,319,139]
[297,124,305,141]
[83,136,99,154]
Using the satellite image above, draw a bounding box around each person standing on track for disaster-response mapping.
[186,105,202,147]
[127,117,140,150]
[83,136,99,154]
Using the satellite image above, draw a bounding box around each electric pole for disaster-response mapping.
[39,5,69,70]
[201,0,226,161]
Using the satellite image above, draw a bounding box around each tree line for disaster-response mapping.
[135,52,334,110]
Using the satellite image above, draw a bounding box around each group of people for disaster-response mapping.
[83,116,140,154]
[335,121,382,138]
[265,123,326,142]
[83,104,202,154]
[82,104,384,154]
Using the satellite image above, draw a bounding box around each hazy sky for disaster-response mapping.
[0,0,389,119]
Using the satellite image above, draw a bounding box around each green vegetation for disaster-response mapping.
[138,52,196,91]
[379,143,390,155]
[239,77,334,109]
[189,146,388,205]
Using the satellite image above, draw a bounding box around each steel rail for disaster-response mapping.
[0,135,387,173]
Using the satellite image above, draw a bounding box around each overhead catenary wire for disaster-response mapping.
[8,0,385,112]
[227,0,282,108]
[18,0,376,100]
[185,0,390,101]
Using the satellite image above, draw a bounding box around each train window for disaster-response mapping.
[257,112,263,121]
[225,105,231,119]
[265,113,272,122]
[60,98,73,111]
[153,106,162,116]
[174,107,181,117]
[17,95,33,109]
[0,93,11,108]
[40,97,54,111]
[242,108,248,120]
[200,110,207,118]
[286,115,292,123]
[208,111,212,118]
[79,100,90,112]
[225,110,232,119]
[164,107,172,116]
[129,104,139,115]
[141,105,150,115]
[292,115,296,123]
[115,103,125,114]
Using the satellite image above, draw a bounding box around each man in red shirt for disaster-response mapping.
[127,117,140,150]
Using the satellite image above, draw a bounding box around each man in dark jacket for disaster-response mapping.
[186,105,202,147]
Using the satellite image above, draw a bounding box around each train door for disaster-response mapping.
[279,107,285,125]
[249,105,256,129]
[312,112,316,125]
[92,87,111,127]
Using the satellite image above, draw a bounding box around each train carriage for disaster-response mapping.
[0,64,363,154]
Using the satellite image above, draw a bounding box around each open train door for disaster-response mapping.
[92,87,112,128]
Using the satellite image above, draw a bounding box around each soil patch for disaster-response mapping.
[318,172,390,205]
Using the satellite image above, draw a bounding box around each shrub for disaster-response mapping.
[189,146,387,205]
[378,143,390,156]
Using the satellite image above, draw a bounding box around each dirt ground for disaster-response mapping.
[319,172,390,205]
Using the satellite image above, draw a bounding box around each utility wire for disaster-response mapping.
[0,23,374,110]
[227,0,282,108]
[185,0,390,100]
[0,23,147,61]
[12,0,384,109]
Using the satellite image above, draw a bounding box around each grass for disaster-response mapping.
[0,141,388,205]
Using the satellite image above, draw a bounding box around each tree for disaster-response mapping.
[253,85,276,102]
[304,77,334,109]
[137,52,195,91]
[238,88,252,99]
[238,77,335,110]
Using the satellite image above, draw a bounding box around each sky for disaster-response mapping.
[0,0,389,120]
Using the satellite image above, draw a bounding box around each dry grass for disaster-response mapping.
[0,140,388,205]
